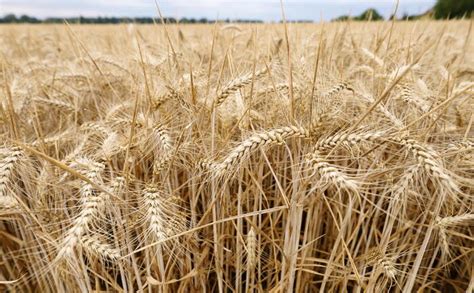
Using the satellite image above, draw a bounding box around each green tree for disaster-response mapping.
[333,15,351,21]
[2,14,18,23]
[434,0,474,19]
[355,8,384,21]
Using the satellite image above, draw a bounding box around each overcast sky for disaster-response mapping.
[1,0,436,21]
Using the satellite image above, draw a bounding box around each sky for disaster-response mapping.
[1,0,436,21]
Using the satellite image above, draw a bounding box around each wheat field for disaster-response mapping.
[0,21,473,292]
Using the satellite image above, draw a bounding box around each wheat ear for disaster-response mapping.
[214,126,310,175]
[399,84,430,112]
[32,97,75,112]
[360,48,384,66]
[57,159,105,259]
[143,185,187,241]
[143,186,168,242]
[0,147,24,207]
[307,152,359,190]
[364,249,398,284]
[80,122,110,136]
[214,67,267,107]
[377,256,397,281]
[316,131,385,150]
[435,214,474,262]
[152,124,174,173]
[356,92,404,129]
[32,129,74,146]
[0,195,18,209]
[255,83,290,97]
[398,139,459,193]
[320,81,354,100]
[246,227,257,271]
[81,235,120,260]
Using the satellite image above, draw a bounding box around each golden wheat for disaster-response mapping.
[0,20,472,292]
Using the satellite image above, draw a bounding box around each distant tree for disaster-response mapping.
[19,15,39,23]
[355,8,384,21]
[401,13,418,20]
[44,17,63,23]
[434,0,474,19]
[2,14,18,23]
[332,15,351,22]
[332,9,384,22]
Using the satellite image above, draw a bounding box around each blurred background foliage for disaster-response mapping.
[0,0,472,23]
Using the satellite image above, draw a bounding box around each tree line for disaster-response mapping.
[333,0,472,21]
[0,0,472,24]
[0,15,265,24]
